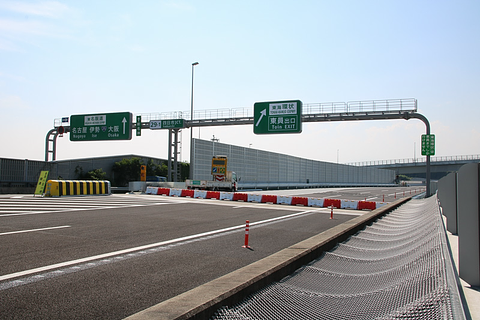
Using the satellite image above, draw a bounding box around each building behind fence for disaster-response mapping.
[0,155,166,194]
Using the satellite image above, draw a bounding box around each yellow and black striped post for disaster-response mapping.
[45,180,111,197]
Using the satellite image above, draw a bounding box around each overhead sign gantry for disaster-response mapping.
[45,98,433,195]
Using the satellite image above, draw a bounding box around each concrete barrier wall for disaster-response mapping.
[457,163,480,286]
[438,172,458,234]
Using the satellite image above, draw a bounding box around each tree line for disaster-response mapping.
[74,157,189,186]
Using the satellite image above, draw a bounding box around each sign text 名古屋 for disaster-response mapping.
[70,112,133,141]
[254,100,302,134]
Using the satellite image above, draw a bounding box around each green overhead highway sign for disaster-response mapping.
[150,119,185,130]
[70,112,133,141]
[253,100,302,134]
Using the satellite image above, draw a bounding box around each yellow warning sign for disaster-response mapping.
[34,171,49,196]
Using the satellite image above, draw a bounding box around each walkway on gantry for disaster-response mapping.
[133,98,419,127]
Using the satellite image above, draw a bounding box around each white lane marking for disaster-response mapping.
[365,197,378,201]
[0,202,171,217]
[0,226,71,236]
[175,198,309,211]
[0,204,101,207]
[0,209,321,282]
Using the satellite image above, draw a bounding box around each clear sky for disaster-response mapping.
[1,0,479,164]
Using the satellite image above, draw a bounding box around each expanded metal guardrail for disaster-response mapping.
[211,196,469,320]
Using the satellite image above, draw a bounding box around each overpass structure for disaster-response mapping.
[47,98,433,195]
[349,155,480,180]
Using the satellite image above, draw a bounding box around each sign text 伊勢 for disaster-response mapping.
[70,112,132,141]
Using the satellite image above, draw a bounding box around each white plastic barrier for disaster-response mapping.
[308,198,324,207]
[220,192,234,200]
[376,202,387,208]
[277,195,293,205]
[145,187,158,194]
[341,199,359,210]
[247,193,263,203]
[169,188,183,197]
[194,190,207,199]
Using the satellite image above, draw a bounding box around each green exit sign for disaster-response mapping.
[421,134,435,156]
[70,112,133,141]
[254,100,302,134]
[149,119,185,130]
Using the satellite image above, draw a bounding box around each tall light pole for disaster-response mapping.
[189,62,199,179]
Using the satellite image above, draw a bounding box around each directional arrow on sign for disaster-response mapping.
[253,100,302,134]
[255,109,266,127]
[122,117,127,134]
[70,112,132,141]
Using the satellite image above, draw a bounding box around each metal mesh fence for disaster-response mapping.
[0,158,55,184]
[211,196,467,320]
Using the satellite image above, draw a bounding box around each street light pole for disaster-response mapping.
[189,62,199,180]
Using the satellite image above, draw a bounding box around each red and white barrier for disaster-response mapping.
[146,187,387,211]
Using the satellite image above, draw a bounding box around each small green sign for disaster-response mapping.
[421,134,435,156]
[150,119,185,130]
[136,116,142,136]
[70,112,132,141]
[254,100,302,134]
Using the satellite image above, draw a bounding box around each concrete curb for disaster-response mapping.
[125,197,412,320]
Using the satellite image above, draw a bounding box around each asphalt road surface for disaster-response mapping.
[0,186,422,319]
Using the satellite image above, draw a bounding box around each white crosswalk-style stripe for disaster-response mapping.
[0,194,173,217]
